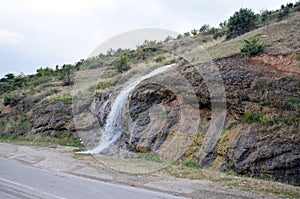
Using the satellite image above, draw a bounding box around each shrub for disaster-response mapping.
[140,153,162,163]
[244,111,261,123]
[226,162,235,170]
[240,37,265,57]
[227,8,257,38]
[13,74,29,89]
[182,161,199,168]
[284,97,299,110]
[270,125,280,132]
[114,55,130,73]
[277,7,290,21]
[59,64,75,86]
[199,24,210,34]
[3,94,21,106]
[184,32,191,37]
[155,56,166,63]
[3,95,12,106]
[191,29,198,36]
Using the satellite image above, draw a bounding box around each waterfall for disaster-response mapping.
[87,64,174,154]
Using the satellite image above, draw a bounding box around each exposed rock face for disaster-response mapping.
[0,54,299,185]
[225,125,300,184]
[121,55,299,185]
[32,102,72,134]
[127,83,180,153]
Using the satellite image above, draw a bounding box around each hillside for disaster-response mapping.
[0,3,299,192]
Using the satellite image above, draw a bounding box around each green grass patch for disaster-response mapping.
[284,97,300,109]
[182,161,200,169]
[244,111,261,123]
[282,117,298,125]
[138,153,163,163]
[0,132,84,148]
[96,80,115,90]
[226,162,235,170]
[270,125,280,132]
[48,96,72,104]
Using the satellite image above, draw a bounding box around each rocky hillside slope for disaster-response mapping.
[0,9,299,186]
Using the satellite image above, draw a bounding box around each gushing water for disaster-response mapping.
[86,64,174,154]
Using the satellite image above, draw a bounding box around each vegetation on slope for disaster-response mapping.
[0,3,299,187]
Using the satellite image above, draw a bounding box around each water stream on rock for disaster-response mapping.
[86,64,174,154]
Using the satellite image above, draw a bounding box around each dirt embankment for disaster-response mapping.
[251,54,300,77]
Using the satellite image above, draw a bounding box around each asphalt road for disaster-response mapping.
[0,157,186,199]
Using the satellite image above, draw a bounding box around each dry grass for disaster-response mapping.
[206,12,300,59]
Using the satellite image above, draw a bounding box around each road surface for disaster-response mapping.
[0,157,186,199]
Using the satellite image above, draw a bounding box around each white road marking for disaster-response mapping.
[0,177,68,199]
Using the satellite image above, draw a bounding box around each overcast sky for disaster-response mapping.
[0,0,295,76]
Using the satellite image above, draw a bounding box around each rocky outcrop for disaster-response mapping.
[127,83,180,153]
[120,55,299,185]
[224,125,300,184]
[31,102,72,134]
[0,54,298,185]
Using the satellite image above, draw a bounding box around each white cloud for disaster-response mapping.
[0,28,27,46]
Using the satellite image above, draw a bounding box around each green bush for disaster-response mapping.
[3,95,12,106]
[277,6,290,21]
[284,97,299,109]
[182,161,199,168]
[227,8,257,38]
[59,64,75,86]
[240,37,265,57]
[114,56,130,73]
[226,162,235,170]
[155,56,166,63]
[244,111,261,123]
[270,125,280,132]
[3,94,21,106]
[140,153,162,163]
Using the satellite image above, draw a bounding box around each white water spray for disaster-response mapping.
[86,64,174,154]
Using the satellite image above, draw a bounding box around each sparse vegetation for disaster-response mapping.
[114,55,130,73]
[182,162,199,169]
[138,153,162,163]
[240,37,265,57]
[0,3,299,191]
[48,96,72,104]
[244,111,261,123]
[226,162,235,170]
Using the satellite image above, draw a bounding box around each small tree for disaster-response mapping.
[5,73,15,81]
[191,29,198,36]
[184,32,191,37]
[115,56,130,73]
[3,95,12,106]
[60,64,75,86]
[13,74,29,89]
[208,27,218,35]
[277,6,289,21]
[240,37,265,57]
[227,8,257,38]
[219,21,227,29]
[176,34,183,40]
[199,24,210,34]
[164,35,173,43]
